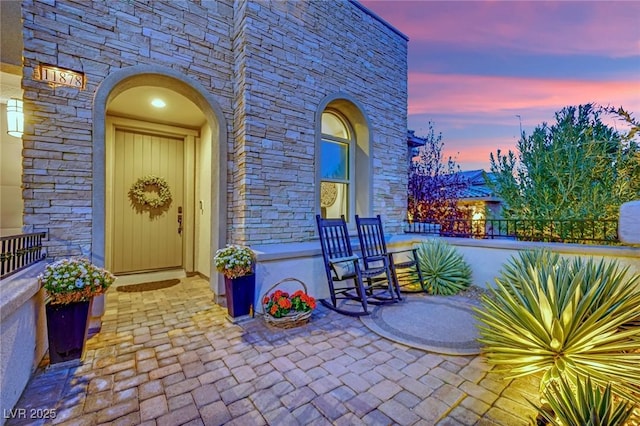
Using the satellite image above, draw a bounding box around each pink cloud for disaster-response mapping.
[414,139,514,172]
[414,137,494,158]
[408,72,640,120]
[442,141,502,162]
[360,1,640,171]
[408,72,640,171]
[362,1,640,58]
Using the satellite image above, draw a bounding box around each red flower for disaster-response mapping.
[278,297,291,309]
[264,286,316,318]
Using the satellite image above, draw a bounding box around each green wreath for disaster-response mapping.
[129,175,172,208]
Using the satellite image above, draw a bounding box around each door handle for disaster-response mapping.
[177,206,183,235]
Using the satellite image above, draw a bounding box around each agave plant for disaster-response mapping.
[495,249,561,294]
[415,239,472,295]
[532,375,635,426]
[476,250,640,403]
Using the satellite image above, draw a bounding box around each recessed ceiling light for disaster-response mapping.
[151,98,166,108]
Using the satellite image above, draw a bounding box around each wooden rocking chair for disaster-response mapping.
[316,215,398,316]
[356,215,425,294]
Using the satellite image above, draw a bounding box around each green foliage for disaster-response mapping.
[415,239,472,295]
[476,250,640,403]
[489,104,640,225]
[497,249,561,294]
[532,376,635,426]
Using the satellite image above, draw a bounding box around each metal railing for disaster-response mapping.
[406,219,619,245]
[1,232,47,279]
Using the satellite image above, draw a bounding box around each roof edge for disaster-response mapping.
[349,0,409,41]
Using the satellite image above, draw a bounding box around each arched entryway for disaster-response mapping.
[92,65,227,294]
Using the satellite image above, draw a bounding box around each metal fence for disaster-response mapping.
[406,219,619,245]
[1,232,47,279]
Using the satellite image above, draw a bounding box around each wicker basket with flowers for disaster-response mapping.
[262,278,316,328]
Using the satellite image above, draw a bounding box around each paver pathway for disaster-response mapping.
[6,277,540,425]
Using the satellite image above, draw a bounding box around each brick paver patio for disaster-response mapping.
[6,277,540,425]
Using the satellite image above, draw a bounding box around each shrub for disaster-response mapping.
[476,250,640,402]
[532,375,635,426]
[415,239,472,295]
[496,249,561,294]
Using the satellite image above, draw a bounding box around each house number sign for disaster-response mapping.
[35,64,86,89]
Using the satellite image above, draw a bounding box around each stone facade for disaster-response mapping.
[21,0,408,258]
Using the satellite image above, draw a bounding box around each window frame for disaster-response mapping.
[314,95,373,229]
[320,110,356,220]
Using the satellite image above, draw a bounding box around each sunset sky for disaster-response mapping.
[360,0,640,171]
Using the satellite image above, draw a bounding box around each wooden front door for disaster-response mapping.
[111,128,184,274]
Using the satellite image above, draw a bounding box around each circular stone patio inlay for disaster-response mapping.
[360,295,482,355]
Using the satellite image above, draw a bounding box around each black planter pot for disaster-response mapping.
[45,299,92,364]
[224,274,255,318]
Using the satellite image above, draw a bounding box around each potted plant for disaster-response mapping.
[39,257,116,364]
[214,245,256,320]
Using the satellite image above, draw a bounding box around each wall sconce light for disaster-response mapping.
[6,98,24,138]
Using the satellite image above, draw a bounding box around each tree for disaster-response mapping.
[408,123,469,230]
[489,104,640,227]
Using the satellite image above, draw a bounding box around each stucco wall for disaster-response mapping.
[0,104,23,237]
[254,235,640,308]
[442,239,640,289]
[0,265,48,425]
[21,0,408,259]
[196,124,213,277]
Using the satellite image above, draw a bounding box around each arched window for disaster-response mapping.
[316,96,372,224]
[320,111,354,219]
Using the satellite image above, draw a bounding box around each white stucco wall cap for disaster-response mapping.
[252,232,640,264]
[418,235,640,259]
[253,233,419,263]
[0,263,45,321]
[394,234,638,260]
[253,241,323,262]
